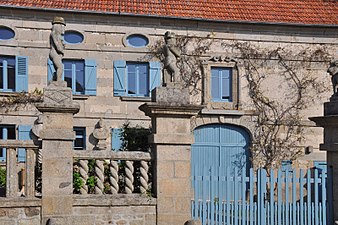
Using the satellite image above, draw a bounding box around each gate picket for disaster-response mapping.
[192,166,333,225]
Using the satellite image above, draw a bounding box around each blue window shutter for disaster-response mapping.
[18,125,32,162]
[111,128,122,151]
[47,58,55,82]
[113,60,126,96]
[84,59,97,95]
[149,61,161,94]
[15,56,28,92]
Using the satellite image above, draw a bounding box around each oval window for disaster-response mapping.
[126,34,149,48]
[64,30,84,44]
[0,26,15,40]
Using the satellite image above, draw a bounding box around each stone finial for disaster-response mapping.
[328,60,338,96]
[49,16,66,86]
[32,114,43,139]
[163,31,181,85]
[93,118,109,150]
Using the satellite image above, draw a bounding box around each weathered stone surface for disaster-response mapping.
[24,207,40,217]
[152,85,190,106]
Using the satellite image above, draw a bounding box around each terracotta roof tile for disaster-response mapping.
[0,0,337,25]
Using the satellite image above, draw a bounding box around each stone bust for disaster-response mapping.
[328,60,338,95]
[163,31,181,85]
[49,16,66,83]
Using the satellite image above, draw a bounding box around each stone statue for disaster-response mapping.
[32,115,43,139]
[328,60,338,95]
[163,31,181,85]
[93,118,109,150]
[49,16,66,83]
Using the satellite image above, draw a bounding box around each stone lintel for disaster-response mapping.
[149,134,193,145]
[35,103,80,114]
[139,103,203,118]
[40,129,75,140]
[309,115,338,127]
[319,143,338,151]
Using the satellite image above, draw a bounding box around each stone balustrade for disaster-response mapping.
[73,151,152,195]
[0,140,39,198]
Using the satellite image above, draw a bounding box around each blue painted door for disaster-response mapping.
[192,124,251,176]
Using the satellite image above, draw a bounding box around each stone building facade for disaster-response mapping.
[0,1,337,224]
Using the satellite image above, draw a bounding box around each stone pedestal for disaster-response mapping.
[140,85,203,225]
[310,98,338,223]
[36,83,80,225]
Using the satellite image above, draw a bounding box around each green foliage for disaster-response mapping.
[73,171,83,193]
[120,122,151,152]
[0,167,6,187]
[86,176,96,192]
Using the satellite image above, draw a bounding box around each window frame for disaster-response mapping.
[0,125,16,161]
[73,127,86,150]
[126,62,150,97]
[0,56,16,92]
[63,59,85,95]
[202,60,239,110]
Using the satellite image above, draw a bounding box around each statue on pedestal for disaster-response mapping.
[49,17,66,84]
[93,118,109,150]
[328,60,338,96]
[163,31,181,85]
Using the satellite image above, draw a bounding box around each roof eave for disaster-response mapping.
[0,4,337,28]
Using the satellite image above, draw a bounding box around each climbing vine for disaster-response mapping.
[147,34,214,94]
[223,41,332,169]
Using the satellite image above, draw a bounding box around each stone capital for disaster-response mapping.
[139,103,203,118]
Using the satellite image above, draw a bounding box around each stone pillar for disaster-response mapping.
[140,83,203,225]
[36,83,79,225]
[310,96,338,223]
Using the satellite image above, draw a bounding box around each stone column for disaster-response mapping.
[36,83,79,225]
[310,97,338,223]
[140,83,203,225]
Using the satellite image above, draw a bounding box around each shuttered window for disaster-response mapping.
[113,60,161,97]
[0,55,28,92]
[47,59,97,95]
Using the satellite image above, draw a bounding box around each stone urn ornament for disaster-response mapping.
[93,118,109,150]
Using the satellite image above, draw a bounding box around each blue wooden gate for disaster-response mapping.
[192,124,251,176]
[191,167,333,225]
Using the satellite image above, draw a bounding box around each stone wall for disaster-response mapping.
[0,199,41,225]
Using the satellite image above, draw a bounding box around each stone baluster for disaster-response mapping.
[124,160,134,194]
[25,148,36,197]
[78,159,89,194]
[139,160,149,194]
[6,148,18,197]
[109,160,119,194]
[95,159,105,194]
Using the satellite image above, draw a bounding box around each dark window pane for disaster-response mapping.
[64,70,72,88]
[76,70,84,93]
[63,61,72,70]
[7,67,15,90]
[64,31,84,44]
[74,127,85,150]
[0,27,15,40]
[0,64,3,89]
[7,127,15,139]
[126,34,149,48]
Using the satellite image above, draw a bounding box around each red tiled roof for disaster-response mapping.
[0,0,337,26]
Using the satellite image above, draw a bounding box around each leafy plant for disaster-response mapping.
[119,122,151,152]
[0,167,6,187]
[73,171,83,193]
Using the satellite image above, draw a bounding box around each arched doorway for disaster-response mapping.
[191,123,251,175]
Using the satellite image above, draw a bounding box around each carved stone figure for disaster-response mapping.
[163,31,181,84]
[328,60,338,95]
[32,114,43,139]
[49,16,66,83]
[93,118,109,150]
